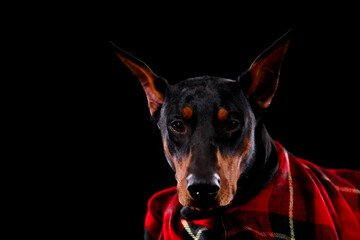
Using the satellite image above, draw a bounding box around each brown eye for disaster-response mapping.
[170,120,186,133]
[225,120,240,132]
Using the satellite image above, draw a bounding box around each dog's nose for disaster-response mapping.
[186,174,220,203]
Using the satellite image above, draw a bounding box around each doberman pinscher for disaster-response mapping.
[113,31,360,239]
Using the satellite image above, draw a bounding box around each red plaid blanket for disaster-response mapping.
[145,142,360,239]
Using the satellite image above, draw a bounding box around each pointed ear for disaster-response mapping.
[111,43,168,115]
[240,30,291,108]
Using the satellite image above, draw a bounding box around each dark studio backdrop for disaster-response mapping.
[62,7,360,239]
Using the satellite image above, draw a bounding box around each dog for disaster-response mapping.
[112,31,360,239]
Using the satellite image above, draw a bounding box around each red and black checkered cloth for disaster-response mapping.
[145,142,360,239]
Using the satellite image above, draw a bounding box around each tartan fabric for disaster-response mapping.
[145,142,360,239]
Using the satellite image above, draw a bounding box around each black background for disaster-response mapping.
[44,5,360,239]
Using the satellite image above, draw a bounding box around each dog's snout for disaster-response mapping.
[186,174,220,204]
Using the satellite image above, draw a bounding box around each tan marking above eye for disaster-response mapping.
[218,108,228,122]
[181,106,193,119]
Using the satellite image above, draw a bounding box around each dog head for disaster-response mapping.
[113,31,290,211]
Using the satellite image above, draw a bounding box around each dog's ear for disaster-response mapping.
[239,30,291,108]
[111,43,168,115]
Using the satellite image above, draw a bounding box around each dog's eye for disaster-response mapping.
[170,120,186,133]
[225,120,241,132]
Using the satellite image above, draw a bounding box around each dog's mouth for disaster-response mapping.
[180,206,218,220]
[190,199,217,212]
[180,190,235,220]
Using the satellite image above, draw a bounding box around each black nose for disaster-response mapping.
[186,174,220,202]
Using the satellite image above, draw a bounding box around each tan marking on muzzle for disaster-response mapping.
[216,137,252,206]
[163,139,194,206]
[163,140,193,206]
[174,152,193,207]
